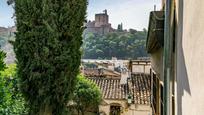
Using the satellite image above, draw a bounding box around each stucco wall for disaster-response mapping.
[175,0,204,115]
[99,99,151,115]
[132,65,151,74]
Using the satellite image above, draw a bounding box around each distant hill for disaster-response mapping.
[0,27,8,33]
[82,29,149,59]
[0,26,16,64]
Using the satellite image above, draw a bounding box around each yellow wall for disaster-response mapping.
[99,99,151,115]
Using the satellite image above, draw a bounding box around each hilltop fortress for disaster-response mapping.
[84,10,114,35]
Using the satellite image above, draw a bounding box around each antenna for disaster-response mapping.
[154,5,156,11]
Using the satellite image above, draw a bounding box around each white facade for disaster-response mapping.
[175,0,204,115]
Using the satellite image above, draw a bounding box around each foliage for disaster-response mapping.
[0,64,28,115]
[83,29,148,59]
[0,50,6,71]
[117,23,123,32]
[73,74,102,115]
[7,0,15,5]
[14,0,87,114]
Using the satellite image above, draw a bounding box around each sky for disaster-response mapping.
[87,0,161,30]
[0,0,15,27]
[0,0,161,30]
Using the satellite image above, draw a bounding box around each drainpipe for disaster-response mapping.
[163,0,174,115]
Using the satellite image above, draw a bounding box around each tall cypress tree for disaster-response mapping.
[14,0,87,114]
[0,50,5,72]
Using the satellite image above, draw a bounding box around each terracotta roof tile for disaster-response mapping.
[88,73,151,105]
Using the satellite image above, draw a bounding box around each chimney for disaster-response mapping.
[120,68,130,85]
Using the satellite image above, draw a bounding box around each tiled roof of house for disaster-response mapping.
[88,73,151,105]
[89,77,128,99]
[83,68,100,76]
[131,74,151,105]
[84,68,120,77]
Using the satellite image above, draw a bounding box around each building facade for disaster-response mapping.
[88,73,152,115]
[175,0,204,115]
[147,0,204,115]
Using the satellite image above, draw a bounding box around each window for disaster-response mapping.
[110,105,121,115]
[152,73,159,114]
[151,72,164,115]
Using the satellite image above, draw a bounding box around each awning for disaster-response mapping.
[146,11,164,53]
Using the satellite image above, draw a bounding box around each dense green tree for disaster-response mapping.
[117,23,123,32]
[83,29,148,59]
[0,50,5,71]
[0,64,28,115]
[14,0,87,114]
[0,50,27,115]
[73,75,102,115]
[117,24,121,31]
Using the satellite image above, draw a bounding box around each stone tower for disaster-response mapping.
[84,10,114,35]
[95,9,109,27]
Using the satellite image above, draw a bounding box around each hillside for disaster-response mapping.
[0,27,16,64]
[83,29,149,59]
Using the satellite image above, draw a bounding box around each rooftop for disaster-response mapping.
[146,11,164,53]
[83,68,120,78]
[88,73,151,105]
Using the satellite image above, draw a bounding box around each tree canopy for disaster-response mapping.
[0,50,5,71]
[0,64,28,115]
[0,38,27,115]
[83,29,148,59]
[14,0,87,114]
[73,75,102,115]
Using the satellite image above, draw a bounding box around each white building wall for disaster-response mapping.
[175,0,204,115]
[132,65,151,74]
